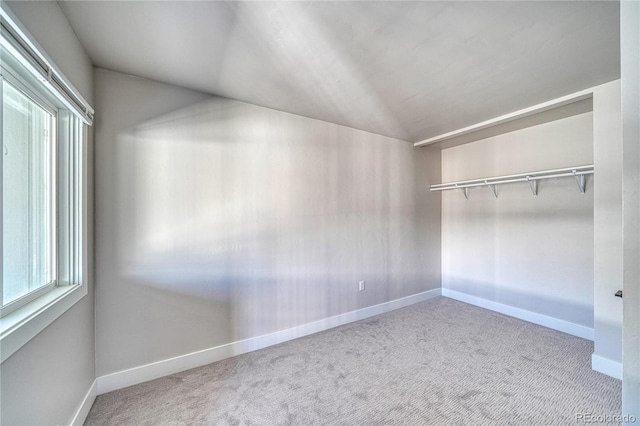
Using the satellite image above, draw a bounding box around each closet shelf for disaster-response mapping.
[431,165,594,199]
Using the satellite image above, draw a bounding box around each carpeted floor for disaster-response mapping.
[86,297,621,425]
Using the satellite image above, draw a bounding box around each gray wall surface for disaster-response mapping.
[94,69,441,376]
[441,112,595,327]
[0,2,96,425]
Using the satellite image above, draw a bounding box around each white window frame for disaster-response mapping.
[0,4,92,363]
[1,70,59,317]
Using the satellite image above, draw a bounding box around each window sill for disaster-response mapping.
[0,283,87,363]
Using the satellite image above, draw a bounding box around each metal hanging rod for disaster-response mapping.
[430,165,594,199]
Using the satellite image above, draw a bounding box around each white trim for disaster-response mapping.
[0,283,87,363]
[0,3,94,124]
[592,353,623,380]
[96,288,442,395]
[69,379,97,426]
[441,289,594,341]
[414,88,594,147]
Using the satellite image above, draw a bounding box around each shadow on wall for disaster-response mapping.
[103,95,437,368]
[443,277,594,328]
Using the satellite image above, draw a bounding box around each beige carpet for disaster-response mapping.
[86,297,621,425]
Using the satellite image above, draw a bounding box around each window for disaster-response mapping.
[0,4,93,362]
[2,78,57,315]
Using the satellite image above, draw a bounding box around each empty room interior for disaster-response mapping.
[1,0,639,424]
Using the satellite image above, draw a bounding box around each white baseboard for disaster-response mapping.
[592,354,623,380]
[97,288,442,395]
[69,379,96,426]
[442,289,594,341]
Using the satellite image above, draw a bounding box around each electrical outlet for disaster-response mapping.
[359,280,365,291]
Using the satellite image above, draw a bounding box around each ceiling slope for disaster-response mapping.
[58,1,620,142]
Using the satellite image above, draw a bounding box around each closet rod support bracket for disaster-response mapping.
[455,184,469,200]
[573,170,586,194]
[526,176,537,196]
[485,181,498,198]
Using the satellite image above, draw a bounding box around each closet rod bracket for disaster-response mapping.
[526,176,538,196]
[485,181,498,198]
[454,184,469,200]
[573,170,586,194]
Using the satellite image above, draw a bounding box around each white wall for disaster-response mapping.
[592,80,623,373]
[0,2,96,425]
[94,69,441,378]
[621,0,640,417]
[441,112,594,330]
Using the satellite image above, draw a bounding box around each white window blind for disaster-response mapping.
[0,7,94,125]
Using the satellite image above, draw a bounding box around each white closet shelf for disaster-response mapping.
[431,165,594,199]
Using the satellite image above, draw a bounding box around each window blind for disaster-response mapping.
[0,6,94,125]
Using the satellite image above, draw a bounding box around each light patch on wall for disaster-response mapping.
[225,2,405,140]
[108,96,430,344]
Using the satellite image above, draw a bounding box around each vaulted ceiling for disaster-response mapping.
[58,1,620,142]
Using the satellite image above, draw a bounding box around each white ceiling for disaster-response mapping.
[58,1,620,142]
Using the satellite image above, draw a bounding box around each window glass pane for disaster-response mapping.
[3,81,55,305]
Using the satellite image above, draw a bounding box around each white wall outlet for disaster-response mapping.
[359,280,365,291]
